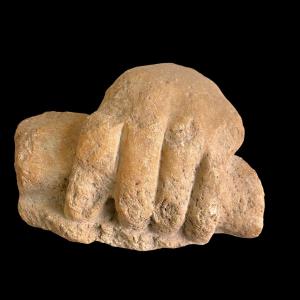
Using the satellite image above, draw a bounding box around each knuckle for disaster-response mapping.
[164,117,199,148]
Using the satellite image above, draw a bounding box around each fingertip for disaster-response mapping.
[64,202,83,221]
[115,191,152,229]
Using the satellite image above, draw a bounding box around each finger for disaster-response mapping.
[216,156,264,238]
[114,121,166,229]
[64,111,123,220]
[183,155,220,244]
[152,118,203,233]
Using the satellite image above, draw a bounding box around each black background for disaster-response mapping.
[2,3,294,294]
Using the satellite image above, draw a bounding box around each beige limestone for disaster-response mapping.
[15,63,264,250]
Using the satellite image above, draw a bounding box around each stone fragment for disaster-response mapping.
[15,64,264,250]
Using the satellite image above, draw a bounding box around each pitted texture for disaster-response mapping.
[15,64,264,250]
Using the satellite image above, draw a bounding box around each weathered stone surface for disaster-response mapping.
[15,63,264,250]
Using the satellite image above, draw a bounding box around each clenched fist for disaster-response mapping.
[15,63,264,249]
[64,63,245,244]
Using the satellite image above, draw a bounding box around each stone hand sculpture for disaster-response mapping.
[15,63,264,250]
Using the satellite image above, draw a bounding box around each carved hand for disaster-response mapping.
[64,64,245,243]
